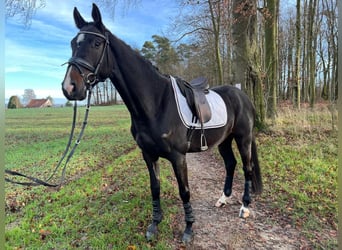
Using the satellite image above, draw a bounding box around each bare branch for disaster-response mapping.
[171,27,213,43]
[5,0,46,26]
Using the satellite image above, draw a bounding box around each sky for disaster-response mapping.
[5,0,179,101]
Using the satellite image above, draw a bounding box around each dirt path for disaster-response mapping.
[171,150,310,249]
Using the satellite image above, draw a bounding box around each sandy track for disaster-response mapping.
[170,150,309,249]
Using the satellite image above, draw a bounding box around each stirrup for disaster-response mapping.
[200,133,208,151]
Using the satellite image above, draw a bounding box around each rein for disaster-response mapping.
[6,31,109,187]
[5,89,93,187]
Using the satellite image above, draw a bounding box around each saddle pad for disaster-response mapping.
[170,76,227,129]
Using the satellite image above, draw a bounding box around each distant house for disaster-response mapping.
[26,99,52,108]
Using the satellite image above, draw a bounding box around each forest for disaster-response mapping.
[90,0,338,126]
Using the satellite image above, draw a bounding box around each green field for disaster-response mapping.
[5,104,337,248]
[257,104,338,248]
[5,106,179,249]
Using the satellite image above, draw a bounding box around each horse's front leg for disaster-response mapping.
[171,153,195,244]
[143,152,163,241]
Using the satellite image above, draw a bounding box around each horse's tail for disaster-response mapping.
[251,136,263,194]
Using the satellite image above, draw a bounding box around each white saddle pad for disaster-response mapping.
[170,76,227,129]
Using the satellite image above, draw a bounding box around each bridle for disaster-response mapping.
[66,31,110,89]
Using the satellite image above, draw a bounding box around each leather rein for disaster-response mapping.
[5,31,110,187]
[5,91,92,187]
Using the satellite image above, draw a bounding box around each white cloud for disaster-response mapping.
[5,66,23,73]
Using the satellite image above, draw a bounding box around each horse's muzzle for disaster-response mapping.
[62,84,87,101]
[62,66,88,100]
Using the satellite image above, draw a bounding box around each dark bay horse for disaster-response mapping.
[61,3,262,244]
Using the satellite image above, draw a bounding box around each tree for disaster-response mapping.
[307,0,318,108]
[92,78,119,105]
[65,100,73,107]
[231,0,265,127]
[294,0,301,109]
[141,35,179,74]
[264,0,279,118]
[319,0,338,102]
[93,0,140,18]
[22,89,36,105]
[7,95,22,109]
[5,0,140,25]
[141,41,157,63]
[207,0,224,84]
[46,95,54,106]
[168,0,229,84]
[5,0,46,26]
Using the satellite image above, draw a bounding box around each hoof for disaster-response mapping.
[215,192,231,207]
[182,228,194,244]
[239,205,250,218]
[146,223,158,242]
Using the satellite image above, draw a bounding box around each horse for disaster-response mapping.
[61,3,262,244]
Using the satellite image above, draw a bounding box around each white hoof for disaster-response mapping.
[239,205,250,218]
[215,193,232,207]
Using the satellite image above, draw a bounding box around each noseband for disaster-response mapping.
[66,31,109,88]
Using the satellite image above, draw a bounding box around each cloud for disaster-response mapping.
[5,38,69,75]
[5,66,23,73]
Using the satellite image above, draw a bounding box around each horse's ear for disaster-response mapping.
[73,7,87,29]
[91,3,103,26]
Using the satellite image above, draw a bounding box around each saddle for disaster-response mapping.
[177,76,212,124]
[176,76,212,151]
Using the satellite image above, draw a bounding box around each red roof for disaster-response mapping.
[26,99,52,108]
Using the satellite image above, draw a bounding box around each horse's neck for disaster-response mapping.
[108,35,169,120]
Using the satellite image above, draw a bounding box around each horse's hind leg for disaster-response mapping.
[235,134,253,218]
[215,135,237,207]
[143,152,163,241]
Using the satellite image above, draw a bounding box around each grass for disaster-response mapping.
[211,103,338,248]
[5,105,179,249]
[5,103,338,249]
[257,104,338,248]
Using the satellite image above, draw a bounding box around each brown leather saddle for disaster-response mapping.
[175,76,212,151]
[176,76,212,124]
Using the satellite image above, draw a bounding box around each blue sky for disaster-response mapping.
[5,1,179,100]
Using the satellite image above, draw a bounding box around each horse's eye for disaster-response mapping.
[95,41,101,48]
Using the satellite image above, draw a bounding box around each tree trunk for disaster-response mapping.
[294,0,301,108]
[301,0,308,102]
[232,0,265,127]
[264,0,278,119]
[208,0,224,84]
[307,0,318,107]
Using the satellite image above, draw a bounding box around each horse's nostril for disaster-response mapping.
[70,81,76,93]
[62,79,76,97]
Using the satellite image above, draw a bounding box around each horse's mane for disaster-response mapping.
[105,27,165,77]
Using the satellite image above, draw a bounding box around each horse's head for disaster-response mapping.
[62,3,110,100]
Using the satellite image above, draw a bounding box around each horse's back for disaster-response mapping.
[211,85,256,131]
[211,85,255,113]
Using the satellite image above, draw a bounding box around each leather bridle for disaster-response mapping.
[66,31,110,89]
